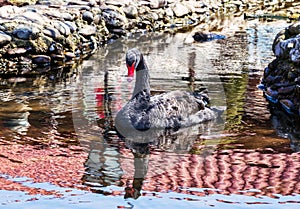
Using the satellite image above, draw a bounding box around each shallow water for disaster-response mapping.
[0,19,300,209]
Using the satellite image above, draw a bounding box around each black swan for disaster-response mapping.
[115,48,217,137]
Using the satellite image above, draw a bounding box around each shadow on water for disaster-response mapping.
[0,19,300,208]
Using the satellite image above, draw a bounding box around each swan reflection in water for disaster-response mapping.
[120,119,220,199]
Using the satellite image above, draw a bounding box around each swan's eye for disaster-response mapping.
[126,53,136,66]
[126,62,135,69]
[126,59,134,66]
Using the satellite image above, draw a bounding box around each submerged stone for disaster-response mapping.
[192,32,225,42]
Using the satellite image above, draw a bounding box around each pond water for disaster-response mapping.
[0,17,300,209]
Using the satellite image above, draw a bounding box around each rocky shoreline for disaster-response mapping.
[261,22,300,116]
[0,0,299,75]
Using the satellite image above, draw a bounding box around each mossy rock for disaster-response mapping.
[7,0,37,6]
[29,36,53,54]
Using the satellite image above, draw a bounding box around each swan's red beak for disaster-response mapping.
[127,63,135,82]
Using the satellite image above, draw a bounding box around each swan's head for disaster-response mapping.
[126,48,142,82]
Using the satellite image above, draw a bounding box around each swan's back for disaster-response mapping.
[116,90,215,131]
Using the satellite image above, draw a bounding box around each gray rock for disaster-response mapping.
[45,10,62,19]
[147,12,159,21]
[32,55,51,65]
[184,1,196,13]
[16,11,47,25]
[149,0,167,9]
[173,3,190,17]
[0,31,12,45]
[105,0,129,7]
[0,25,5,31]
[288,22,300,36]
[7,47,27,55]
[289,37,300,63]
[88,0,97,7]
[64,21,78,32]
[165,7,173,17]
[51,54,65,60]
[13,26,38,40]
[194,7,207,14]
[62,12,74,21]
[102,9,127,28]
[66,5,91,11]
[53,21,71,36]
[123,5,138,19]
[78,25,97,36]
[37,0,66,6]
[82,11,94,23]
[43,27,61,39]
[138,5,151,14]
[93,14,102,25]
[64,51,76,59]
[0,6,22,19]
[67,0,90,6]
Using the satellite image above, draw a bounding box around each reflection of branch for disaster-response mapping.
[96,71,114,139]
[188,51,196,92]
[103,71,112,138]
[188,68,195,92]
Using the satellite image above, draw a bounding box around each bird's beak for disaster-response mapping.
[127,63,135,82]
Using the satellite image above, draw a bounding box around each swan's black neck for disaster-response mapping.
[136,54,146,72]
[132,52,150,99]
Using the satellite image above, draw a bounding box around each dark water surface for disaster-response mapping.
[0,19,300,209]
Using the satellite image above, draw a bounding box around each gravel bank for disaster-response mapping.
[0,0,298,74]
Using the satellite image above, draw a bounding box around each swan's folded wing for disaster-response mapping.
[147,91,201,128]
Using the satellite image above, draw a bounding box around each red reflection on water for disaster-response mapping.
[0,141,88,196]
[95,87,105,119]
[120,148,300,198]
